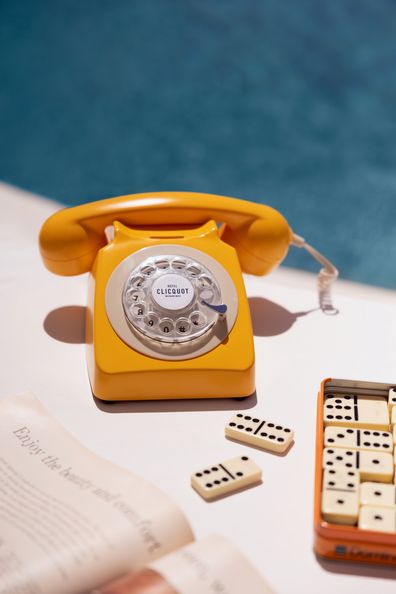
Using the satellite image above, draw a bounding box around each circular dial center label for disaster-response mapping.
[151,273,195,311]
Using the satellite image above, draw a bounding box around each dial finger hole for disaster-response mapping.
[144,313,159,328]
[125,289,145,304]
[155,258,170,270]
[171,258,187,270]
[175,318,191,335]
[131,303,145,318]
[198,274,213,288]
[159,318,174,335]
[200,288,214,303]
[130,275,145,288]
[190,311,206,327]
[140,264,156,276]
[186,264,201,277]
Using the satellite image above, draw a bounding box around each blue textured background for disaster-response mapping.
[1,1,396,286]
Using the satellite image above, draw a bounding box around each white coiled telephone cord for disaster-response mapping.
[292,234,339,315]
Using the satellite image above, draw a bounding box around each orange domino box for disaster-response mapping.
[314,378,396,566]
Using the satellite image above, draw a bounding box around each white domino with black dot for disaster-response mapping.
[225,413,294,453]
[360,482,396,509]
[191,455,262,500]
[388,387,396,412]
[324,427,393,453]
[321,468,359,525]
[394,450,396,480]
[391,406,396,429]
[323,447,394,482]
[359,506,396,533]
[324,394,389,430]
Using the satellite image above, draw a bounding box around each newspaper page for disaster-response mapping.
[97,534,274,594]
[0,393,193,594]
[149,534,274,594]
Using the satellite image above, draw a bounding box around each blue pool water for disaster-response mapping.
[1,1,396,287]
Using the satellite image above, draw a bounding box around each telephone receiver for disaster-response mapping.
[40,192,337,401]
[39,192,293,277]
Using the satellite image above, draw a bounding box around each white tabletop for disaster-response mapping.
[1,182,396,593]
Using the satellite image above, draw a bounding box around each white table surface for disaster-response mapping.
[1,182,396,594]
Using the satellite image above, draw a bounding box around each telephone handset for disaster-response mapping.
[39,192,337,401]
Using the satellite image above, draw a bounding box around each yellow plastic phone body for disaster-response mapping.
[39,192,293,401]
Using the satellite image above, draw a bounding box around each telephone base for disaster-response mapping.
[85,219,256,402]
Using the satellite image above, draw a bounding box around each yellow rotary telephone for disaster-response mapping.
[39,192,337,401]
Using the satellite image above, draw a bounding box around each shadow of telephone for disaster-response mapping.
[39,192,337,401]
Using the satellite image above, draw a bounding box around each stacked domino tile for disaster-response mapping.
[321,387,396,532]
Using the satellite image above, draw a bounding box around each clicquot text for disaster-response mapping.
[157,285,189,295]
